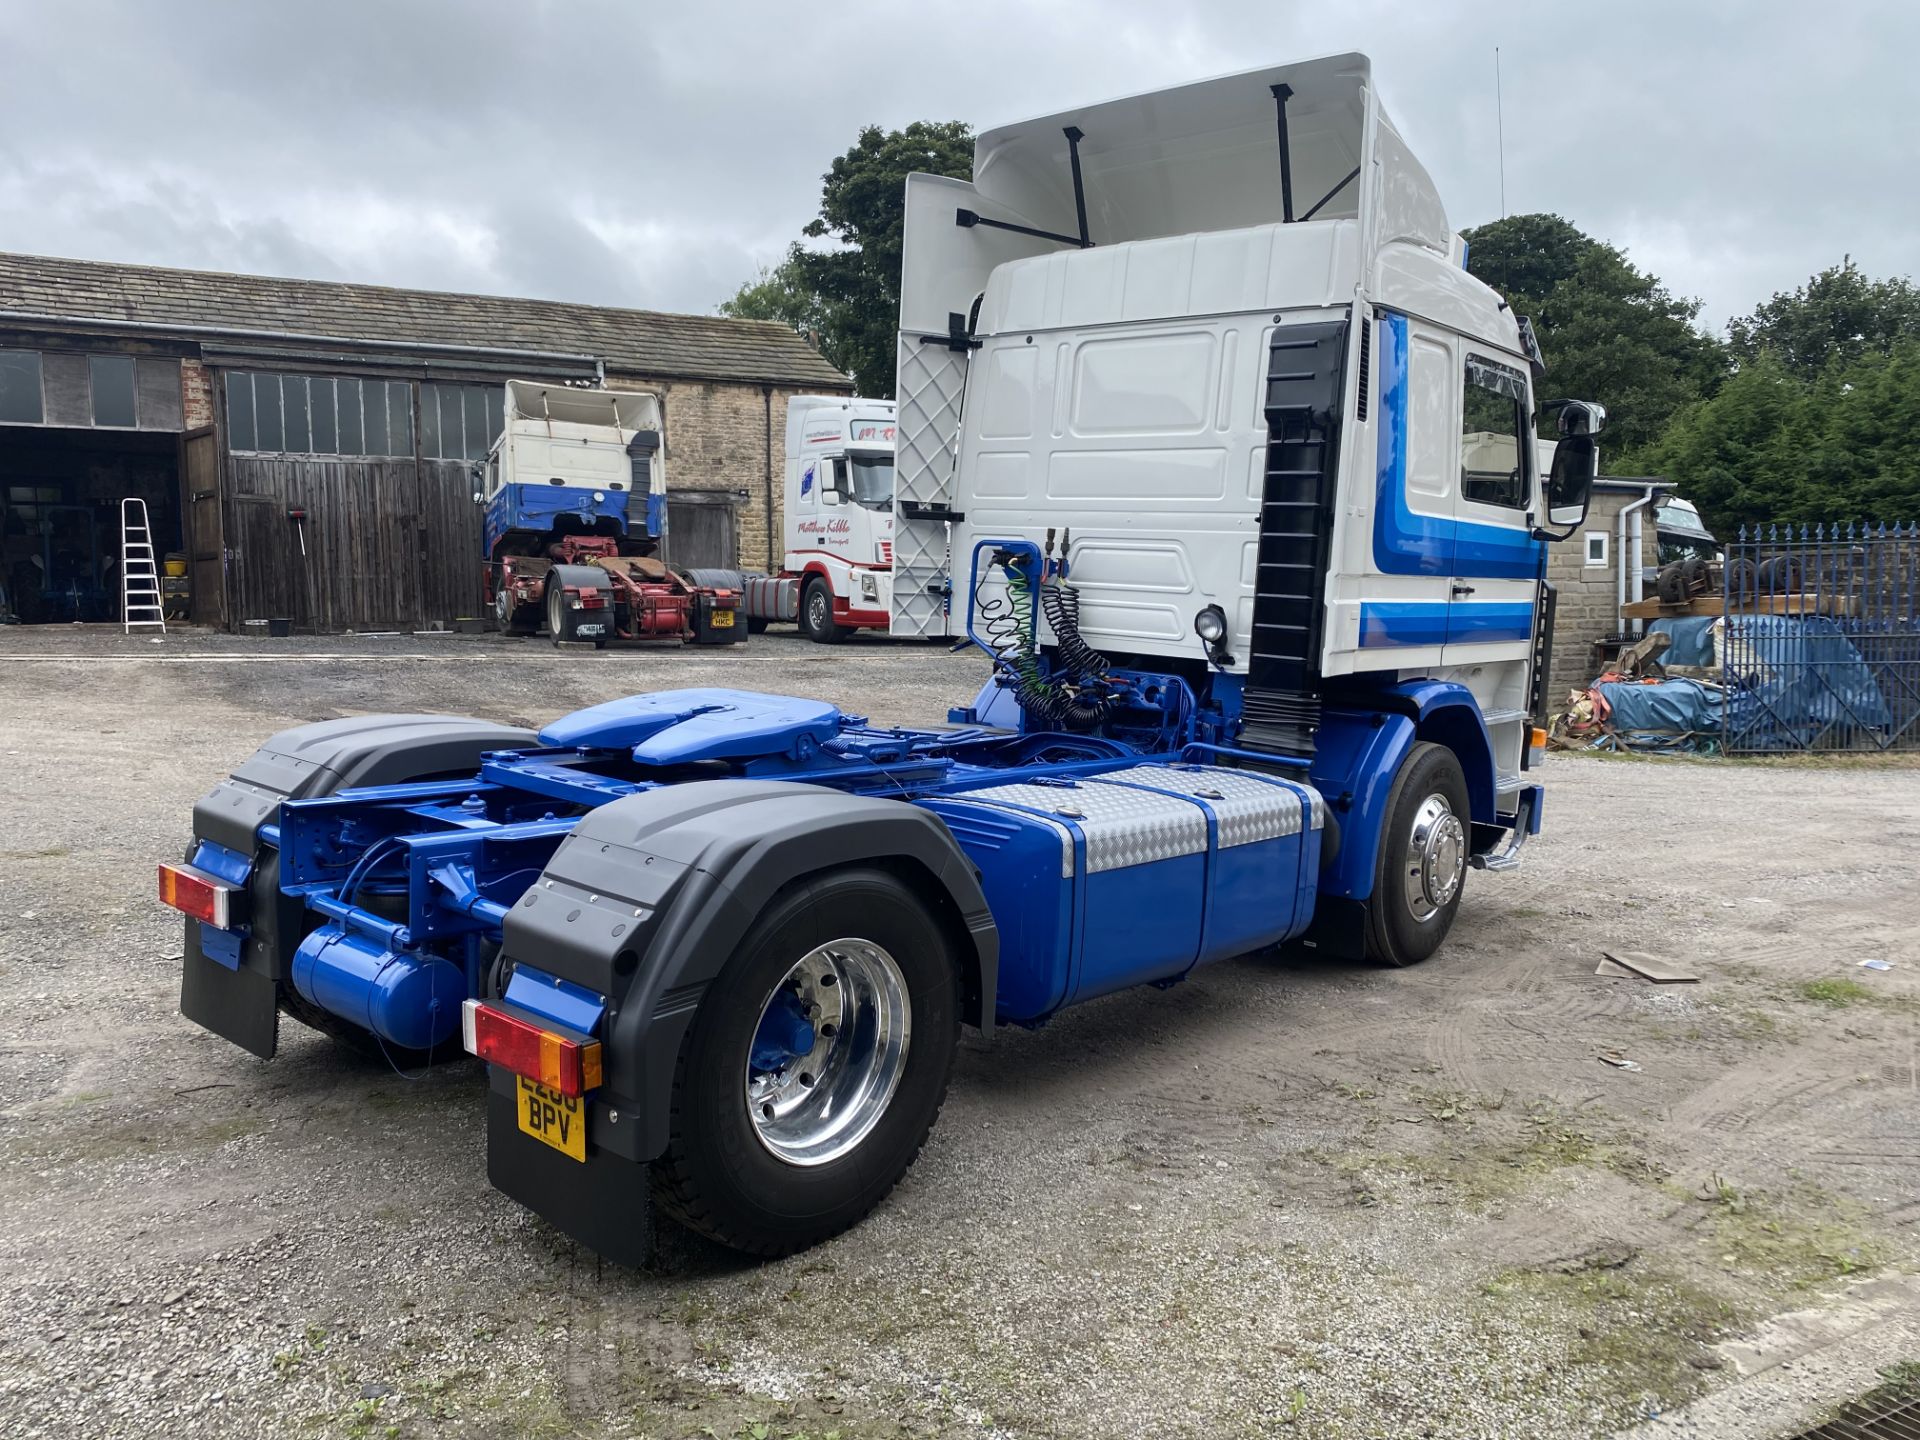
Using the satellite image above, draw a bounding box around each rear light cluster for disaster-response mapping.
[158,862,241,928]
[569,589,608,610]
[461,999,603,1097]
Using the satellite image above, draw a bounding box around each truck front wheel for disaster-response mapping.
[800,576,848,645]
[1365,742,1470,967]
[652,867,959,1255]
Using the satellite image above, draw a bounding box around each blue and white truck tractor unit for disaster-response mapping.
[163,55,1600,1265]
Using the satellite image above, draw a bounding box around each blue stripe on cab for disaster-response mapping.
[1359,601,1534,648]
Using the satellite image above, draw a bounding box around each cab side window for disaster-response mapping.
[1460,356,1530,510]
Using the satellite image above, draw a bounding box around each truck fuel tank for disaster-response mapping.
[290,925,466,1051]
[920,763,1322,1023]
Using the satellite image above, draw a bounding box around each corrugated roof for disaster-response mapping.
[0,251,850,388]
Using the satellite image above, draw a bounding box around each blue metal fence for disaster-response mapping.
[1720,522,1920,752]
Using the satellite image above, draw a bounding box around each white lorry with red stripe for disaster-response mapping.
[739,396,896,643]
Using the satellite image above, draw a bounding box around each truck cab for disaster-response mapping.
[779,396,897,642]
[481,380,663,565]
[893,51,1598,955]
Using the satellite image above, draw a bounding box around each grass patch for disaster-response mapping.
[1329,1102,1642,1207]
[1799,978,1876,1007]
[1484,1263,1742,1416]
[1690,1177,1885,1288]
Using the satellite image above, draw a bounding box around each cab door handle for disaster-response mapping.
[1451,583,1476,597]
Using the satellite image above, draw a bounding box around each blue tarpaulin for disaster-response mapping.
[1719,613,1892,749]
[1648,616,1716,666]
[1590,614,1892,751]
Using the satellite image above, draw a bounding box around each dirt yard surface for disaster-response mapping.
[1,625,1916,1440]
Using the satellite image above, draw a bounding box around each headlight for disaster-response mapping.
[1194,606,1227,645]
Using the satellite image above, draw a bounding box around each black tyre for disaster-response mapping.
[493,585,535,636]
[1365,742,1470,967]
[652,867,959,1256]
[546,582,606,648]
[800,576,848,645]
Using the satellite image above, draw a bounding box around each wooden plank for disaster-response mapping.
[1620,593,1859,621]
[1601,950,1699,984]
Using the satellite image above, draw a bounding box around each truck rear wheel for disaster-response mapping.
[1365,742,1469,967]
[800,576,848,645]
[652,867,959,1255]
[546,581,607,649]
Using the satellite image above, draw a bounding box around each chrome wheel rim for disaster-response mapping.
[1402,793,1466,924]
[495,588,514,629]
[744,938,910,1167]
[807,586,827,631]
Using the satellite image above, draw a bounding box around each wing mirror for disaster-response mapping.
[1539,400,1605,534]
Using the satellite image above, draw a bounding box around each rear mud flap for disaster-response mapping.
[180,943,278,1059]
[485,1077,653,1268]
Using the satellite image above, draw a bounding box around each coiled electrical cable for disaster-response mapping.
[1039,581,1106,681]
[973,551,1120,731]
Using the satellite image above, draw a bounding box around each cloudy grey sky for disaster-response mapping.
[0,0,1912,332]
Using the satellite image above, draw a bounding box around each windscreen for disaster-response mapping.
[847,453,894,509]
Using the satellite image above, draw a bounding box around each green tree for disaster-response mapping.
[721,120,974,397]
[1727,257,1920,378]
[718,255,836,338]
[1463,213,1728,460]
[1647,343,1920,536]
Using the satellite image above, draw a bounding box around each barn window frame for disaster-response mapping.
[225,371,414,459]
[421,382,506,462]
[0,349,46,425]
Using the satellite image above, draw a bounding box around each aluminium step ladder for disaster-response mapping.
[120,497,166,634]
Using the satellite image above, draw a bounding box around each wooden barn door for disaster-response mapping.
[665,492,738,570]
[227,457,423,631]
[180,428,225,627]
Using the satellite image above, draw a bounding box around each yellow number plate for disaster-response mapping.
[710,609,735,627]
[515,1076,585,1162]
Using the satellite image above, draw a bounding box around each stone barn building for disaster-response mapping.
[0,252,849,631]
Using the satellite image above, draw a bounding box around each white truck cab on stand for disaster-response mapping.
[739,397,898,643]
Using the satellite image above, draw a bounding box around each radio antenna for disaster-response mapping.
[1495,47,1507,218]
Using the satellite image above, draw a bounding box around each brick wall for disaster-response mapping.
[181,356,213,430]
[1544,487,1660,706]
[606,374,851,573]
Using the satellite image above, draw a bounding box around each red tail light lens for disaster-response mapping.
[461,1000,603,1097]
[158,862,240,928]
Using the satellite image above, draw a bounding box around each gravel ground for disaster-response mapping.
[1,625,1916,1440]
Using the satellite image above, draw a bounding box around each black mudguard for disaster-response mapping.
[486,780,999,1262]
[180,714,534,1057]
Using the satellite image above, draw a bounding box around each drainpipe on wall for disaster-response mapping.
[1616,486,1658,637]
[762,385,776,572]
